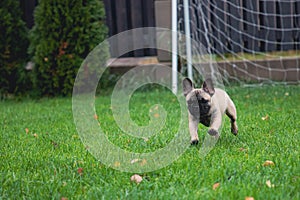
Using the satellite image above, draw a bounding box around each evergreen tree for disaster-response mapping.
[0,0,29,97]
[29,0,108,96]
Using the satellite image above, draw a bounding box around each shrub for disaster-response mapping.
[29,0,109,96]
[0,0,30,98]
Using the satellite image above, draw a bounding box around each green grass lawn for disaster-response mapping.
[1,85,299,199]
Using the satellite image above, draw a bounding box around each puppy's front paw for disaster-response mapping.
[208,129,219,136]
[190,139,199,145]
[231,127,238,136]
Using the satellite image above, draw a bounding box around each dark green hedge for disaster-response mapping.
[29,0,109,96]
[0,0,30,98]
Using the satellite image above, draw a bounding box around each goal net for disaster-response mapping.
[177,0,300,85]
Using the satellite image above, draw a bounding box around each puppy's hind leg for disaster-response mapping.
[226,99,238,135]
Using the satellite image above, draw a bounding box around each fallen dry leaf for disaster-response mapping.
[261,114,269,121]
[130,174,143,184]
[213,182,220,190]
[77,168,83,175]
[114,161,121,167]
[153,113,160,118]
[51,141,59,148]
[266,180,274,188]
[245,197,254,200]
[140,159,147,166]
[238,147,247,152]
[130,159,140,164]
[25,128,29,134]
[72,134,79,139]
[33,133,38,138]
[263,160,275,167]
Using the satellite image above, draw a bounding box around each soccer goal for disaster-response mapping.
[172,0,300,90]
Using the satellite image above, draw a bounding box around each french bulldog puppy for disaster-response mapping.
[183,78,238,144]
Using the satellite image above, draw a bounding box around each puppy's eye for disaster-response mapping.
[201,98,208,103]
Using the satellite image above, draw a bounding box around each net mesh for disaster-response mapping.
[178,0,300,85]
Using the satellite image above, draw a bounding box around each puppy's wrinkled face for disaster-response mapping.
[183,78,215,118]
[186,89,212,118]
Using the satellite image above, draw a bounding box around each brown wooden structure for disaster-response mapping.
[19,0,300,81]
[103,0,157,57]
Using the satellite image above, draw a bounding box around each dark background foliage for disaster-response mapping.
[29,0,108,96]
[0,0,30,98]
[0,0,109,98]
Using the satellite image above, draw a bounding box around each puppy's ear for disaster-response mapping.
[182,78,194,96]
[202,78,215,96]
